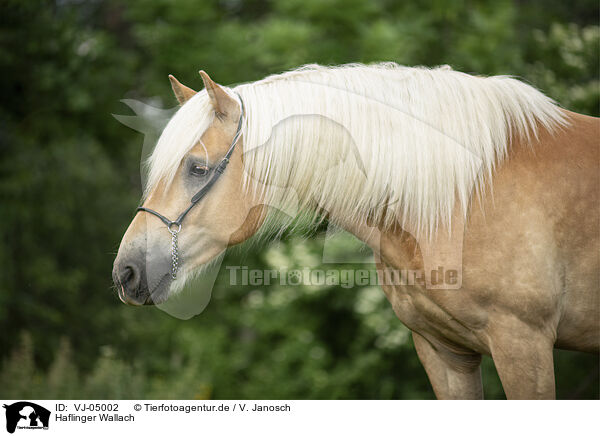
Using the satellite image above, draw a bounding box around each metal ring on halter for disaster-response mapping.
[168,222,181,234]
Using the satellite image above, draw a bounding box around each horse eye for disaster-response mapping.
[190,164,209,177]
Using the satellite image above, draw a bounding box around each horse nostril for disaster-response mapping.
[119,265,139,291]
[121,266,134,283]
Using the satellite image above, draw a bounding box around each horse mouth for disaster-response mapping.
[117,283,162,306]
[117,284,150,306]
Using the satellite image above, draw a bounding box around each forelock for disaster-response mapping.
[145,90,214,196]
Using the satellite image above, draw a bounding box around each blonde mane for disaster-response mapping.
[147,63,566,237]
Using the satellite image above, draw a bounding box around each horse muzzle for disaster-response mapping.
[112,258,156,306]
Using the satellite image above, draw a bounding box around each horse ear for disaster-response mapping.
[199,70,238,118]
[168,75,197,105]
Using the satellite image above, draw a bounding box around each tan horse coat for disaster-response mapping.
[354,111,599,399]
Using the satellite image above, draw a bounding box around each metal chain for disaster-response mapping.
[168,224,181,279]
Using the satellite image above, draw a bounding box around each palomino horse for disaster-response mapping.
[113,64,599,399]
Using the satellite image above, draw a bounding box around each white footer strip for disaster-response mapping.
[0,399,595,435]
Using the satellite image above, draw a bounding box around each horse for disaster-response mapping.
[113,63,599,399]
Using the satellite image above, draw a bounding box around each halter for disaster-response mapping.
[136,93,245,279]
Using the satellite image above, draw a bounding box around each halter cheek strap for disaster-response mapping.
[136,92,245,279]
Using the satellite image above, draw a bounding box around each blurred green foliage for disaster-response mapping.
[0,0,598,399]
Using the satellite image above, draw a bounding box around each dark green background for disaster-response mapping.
[0,0,598,399]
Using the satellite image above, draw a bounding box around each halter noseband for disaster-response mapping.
[136,93,245,279]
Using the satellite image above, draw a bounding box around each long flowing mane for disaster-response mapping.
[147,63,566,237]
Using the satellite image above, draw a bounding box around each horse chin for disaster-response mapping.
[147,274,172,305]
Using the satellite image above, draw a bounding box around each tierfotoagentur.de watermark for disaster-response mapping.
[226,266,460,289]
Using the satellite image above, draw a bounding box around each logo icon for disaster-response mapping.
[3,402,50,434]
